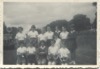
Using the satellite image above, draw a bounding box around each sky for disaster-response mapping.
[4,2,96,32]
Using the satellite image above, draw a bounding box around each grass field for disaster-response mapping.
[3,30,96,65]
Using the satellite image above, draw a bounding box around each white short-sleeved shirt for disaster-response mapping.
[48,46,59,55]
[27,31,38,38]
[15,32,26,40]
[60,31,69,39]
[58,47,70,58]
[54,38,61,48]
[45,31,54,40]
[38,34,46,41]
[17,47,27,55]
[27,46,36,54]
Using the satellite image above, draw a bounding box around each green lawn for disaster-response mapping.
[75,30,96,64]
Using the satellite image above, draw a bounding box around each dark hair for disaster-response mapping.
[31,25,36,29]
[18,27,23,31]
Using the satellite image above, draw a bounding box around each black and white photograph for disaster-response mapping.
[3,2,97,65]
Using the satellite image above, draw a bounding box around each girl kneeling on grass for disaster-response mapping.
[37,41,48,65]
[26,41,37,65]
[57,40,71,65]
[17,42,27,65]
[47,40,59,65]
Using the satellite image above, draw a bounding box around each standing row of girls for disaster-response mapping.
[15,25,77,65]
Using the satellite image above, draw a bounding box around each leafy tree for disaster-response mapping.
[70,14,91,31]
[11,27,18,38]
[92,14,97,29]
[92,2,97,29]
[93,2,97,7]
[45,20,70,32]
[36,28,41,34]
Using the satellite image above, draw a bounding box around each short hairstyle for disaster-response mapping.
[18,27,23,31]
[31,25,36,29]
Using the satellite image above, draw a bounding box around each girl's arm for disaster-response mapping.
[66,32,69,39]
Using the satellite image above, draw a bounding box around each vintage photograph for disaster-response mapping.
[3,2,97,65]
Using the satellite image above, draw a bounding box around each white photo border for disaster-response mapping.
[0,0,99,68]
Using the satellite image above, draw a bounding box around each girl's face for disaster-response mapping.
[31,27,35,31]
[62,27,66,31]
[19,28,23,33]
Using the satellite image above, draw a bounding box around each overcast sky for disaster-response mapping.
[4,2,96,32]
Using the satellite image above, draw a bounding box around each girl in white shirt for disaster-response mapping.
[47,40,59,65]
[17,42,27,65]
[53,33,61,49]
[57,40,71,65]
[38,28,46,43]
[45,26,54,47]
[15,27,26,48]
[37,41,48,65]
[27,25,38,46]
[26,41,36,65]
[53,34,61,64]
[60,26,69,40]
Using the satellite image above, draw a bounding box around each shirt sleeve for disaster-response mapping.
[52,32,54,35]
[34,47,36,52]
[24,34,26,39]
[36,31,38,36]
[66,48,70,54]
[15,34,18,39]
[38,35,40,39]
[44,33,47,40]
[23,47,26,53]
[66,32,69,39]
[27,31,30,36]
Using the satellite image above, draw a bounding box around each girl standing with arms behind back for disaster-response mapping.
[27,25,38,46]
[45,26,54,47]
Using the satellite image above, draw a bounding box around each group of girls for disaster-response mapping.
[15,25,77,65]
